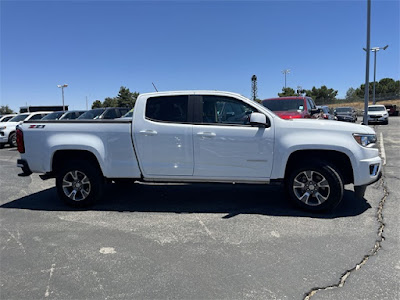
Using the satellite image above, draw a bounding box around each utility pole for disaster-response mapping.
[57,84,68,111]
[281,69,290,88]
[86,96,88,110]
[251,75,258,101]
[363,0,371,125]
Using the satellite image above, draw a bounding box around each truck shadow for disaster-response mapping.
[1,182,371,219]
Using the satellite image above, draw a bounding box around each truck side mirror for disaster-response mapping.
[250,112,270,128]
[310,108,321,115]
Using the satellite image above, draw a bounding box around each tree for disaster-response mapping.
[0,105,15,114]
[354,78,400,100]
[91,100,102,109]
[116,86,139,108]
[278,87,297,97]
[91,86,140,109]
[305,85,338,102]
[103,97,119,108]
[345,87,358,101]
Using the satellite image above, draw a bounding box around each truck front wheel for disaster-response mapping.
[286,161,343,212]
[56,161,104,207]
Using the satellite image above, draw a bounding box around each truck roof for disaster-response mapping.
[140,90,247,99]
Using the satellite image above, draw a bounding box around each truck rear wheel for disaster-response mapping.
[56,160,104,207]
[286,161,343,212]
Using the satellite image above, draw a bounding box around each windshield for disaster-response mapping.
[335,107,352,113]
[0,116,15,122]
[78,109,105,119]
[262,99,304,112]
[9,114,29,122]
[41,111,65,120]
[368,106,386,112]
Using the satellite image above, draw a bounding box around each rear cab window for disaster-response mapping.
[146,96,189,123]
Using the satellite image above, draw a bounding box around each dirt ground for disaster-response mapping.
[329,99,400,110]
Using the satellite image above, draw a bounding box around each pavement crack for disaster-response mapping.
[303,176,389,300]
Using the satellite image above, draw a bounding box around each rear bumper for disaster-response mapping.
[17,159,32,176]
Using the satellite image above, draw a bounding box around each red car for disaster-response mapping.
[261,96,320,119]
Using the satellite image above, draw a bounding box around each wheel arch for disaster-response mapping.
[52,150,104,177]
[284,150,354,184]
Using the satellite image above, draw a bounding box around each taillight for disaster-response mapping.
[16,128,25,153]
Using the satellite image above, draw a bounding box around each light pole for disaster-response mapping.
[57,84,68,111]
[281,69,290,88]
[363,45,389,104]
[363,0,371,126]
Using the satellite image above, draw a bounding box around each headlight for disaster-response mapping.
[353,134,377,147]
[0,126,6,130]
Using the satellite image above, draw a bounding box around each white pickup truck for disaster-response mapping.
[16,91,381,212]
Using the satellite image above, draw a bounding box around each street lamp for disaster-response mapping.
[57,84,68,111]
[281,69,290,88]
[363,45,388,104]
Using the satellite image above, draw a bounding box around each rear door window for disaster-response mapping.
[146,96,189,123]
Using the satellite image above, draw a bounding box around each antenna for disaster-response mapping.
[152,82,159,92]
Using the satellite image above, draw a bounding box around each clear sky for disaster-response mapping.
[1,0,399,112]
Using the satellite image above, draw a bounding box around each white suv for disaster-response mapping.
[368,105,389,125]
[0,112,51,148]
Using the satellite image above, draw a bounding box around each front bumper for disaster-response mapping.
[354,155,382,186]
[0,134,8,144]
[336,115,356,122]
[368,115,388,123]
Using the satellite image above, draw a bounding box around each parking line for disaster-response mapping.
[379,132,386,166]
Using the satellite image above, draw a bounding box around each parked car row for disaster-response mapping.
[259,96,393,126]
[0,107,131,148]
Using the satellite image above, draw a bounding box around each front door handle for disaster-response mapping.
[139,130,158,136]
[197,132,216,138]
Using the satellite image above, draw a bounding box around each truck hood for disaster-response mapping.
[0,121,21,128]
[367,111,386,116]
[280,118,374,134]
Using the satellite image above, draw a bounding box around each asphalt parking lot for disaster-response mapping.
[1,119,399,300]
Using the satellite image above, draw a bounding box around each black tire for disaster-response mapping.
[286,161,344,212]
[9,132,17,147]
[354,185,367,199]
[56,160,104,207]
[0,143,4,149]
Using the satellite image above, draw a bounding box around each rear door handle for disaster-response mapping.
[197,132,216,138]
[139,130,158,136]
